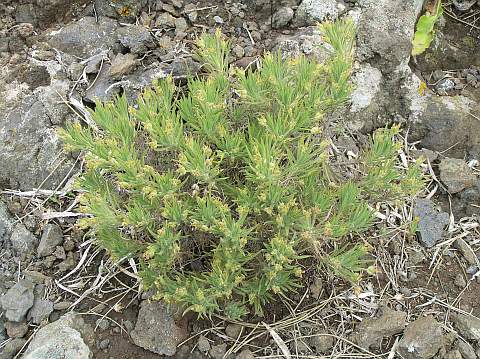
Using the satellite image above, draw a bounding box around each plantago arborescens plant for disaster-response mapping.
[60,19,425,319]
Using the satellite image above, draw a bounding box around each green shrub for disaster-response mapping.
[60,19,424,319]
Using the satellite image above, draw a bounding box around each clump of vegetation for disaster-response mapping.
[60,19,425,319]
[412,0,443,56]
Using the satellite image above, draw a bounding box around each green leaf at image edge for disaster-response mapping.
[411,0,443,56]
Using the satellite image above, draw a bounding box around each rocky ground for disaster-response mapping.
[0,0,480,358]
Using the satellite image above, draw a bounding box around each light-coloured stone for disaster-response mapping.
[294,0,345,26]
[397,316,444,359]
[350,64,383,113]
[130,301,187,356]
[22,313,93,359]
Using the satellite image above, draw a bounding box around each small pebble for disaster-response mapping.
[454,274,467,288]
[91,303,106,314]
[466,265,478,274]
[53,301,73,311]
[232,45,245,59]
[214,15,224,24]
[197,335,211,352]
[225,323,242,338]
[123,320,134,333]
[236,349,255,359]
[209,343,227,359]
[172,0,183,8]
[96,318,110,331]
[98,338,111,350]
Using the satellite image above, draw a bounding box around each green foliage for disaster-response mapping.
[60,19,425,319]
[412,0,443,56]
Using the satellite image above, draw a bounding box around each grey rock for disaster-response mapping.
[37,224,63,258]
[184,4,198,22]
[162,3,177,14]
[15,4,36,24]
[272,7,294,28]
[57,252,76,273]
[12,1,94,29]
[294,0,345,26]
[455,183,480,218]
[415,30,480,73]
[209,343,227,359]
[35,80,70,126]
[454,339,476,359]
[24,271,50,285]
[109,53,138,78]
[411,96,480,159]
[116,25,153,54]
[97,339,110,350]
[397,316,444,359]
[454,238,478,265]
[414,199,450,248]
[213,15,224,24]
[27,298,54,325]
[85,57,199,103]
[412,148,438,163]
[232,45,245,60]
[434,78,456,95]
[0,338,27,359]
[349,63,383,113]
[444,349,462,359]
[95,318,110,331]
[310,277,323,298]
[48,17,119,58]
[84,54,104,74]
[0,90,75,191]
[0,318,6,343]
[22,313,93,359]
[0,280,34,322]
[174,17,188,33]
[439,158,477,194]
[130,300,187,356]
[91,0,119,19]
[355,0,421,74]
[197,335,211,352]
[176,348,204,359]
[155,12,176,27]
[309,332,334,354]
[466,265,478,274]
[450,313,480,341]
[351,307,406,349]
[432,70,446,82]
[123,319,134,333]
[274,26,333,63]
[93,0,147,19]
[454,274,467,288]
[296,341,310,353]
[10,224,37,257]
[453,0,477,11]
[225,323,242,339]
[4,321,28,338]
[236,349,255,359]
[53,301,73,311]
[84,64,120,103]
[53,246,66,260]
[172,0,184,8]
[0,202,14,243]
